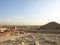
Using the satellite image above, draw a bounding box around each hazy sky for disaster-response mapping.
[0,0,60,25]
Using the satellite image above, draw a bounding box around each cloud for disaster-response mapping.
[12,16,23,20]
[0,16,25,25]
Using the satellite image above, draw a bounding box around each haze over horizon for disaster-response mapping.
[0,0,60,25]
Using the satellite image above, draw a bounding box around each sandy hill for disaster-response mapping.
[40,22,60,30]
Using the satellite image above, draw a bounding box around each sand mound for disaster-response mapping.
[40,22,60,30]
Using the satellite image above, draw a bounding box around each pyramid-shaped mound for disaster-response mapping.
[40,22,60,30]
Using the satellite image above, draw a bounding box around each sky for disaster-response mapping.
[0,0,60,25]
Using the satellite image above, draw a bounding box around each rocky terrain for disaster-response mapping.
[0,22,60,45]
[0,33,60,45]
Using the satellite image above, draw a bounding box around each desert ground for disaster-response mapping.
[0,24,60,45]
